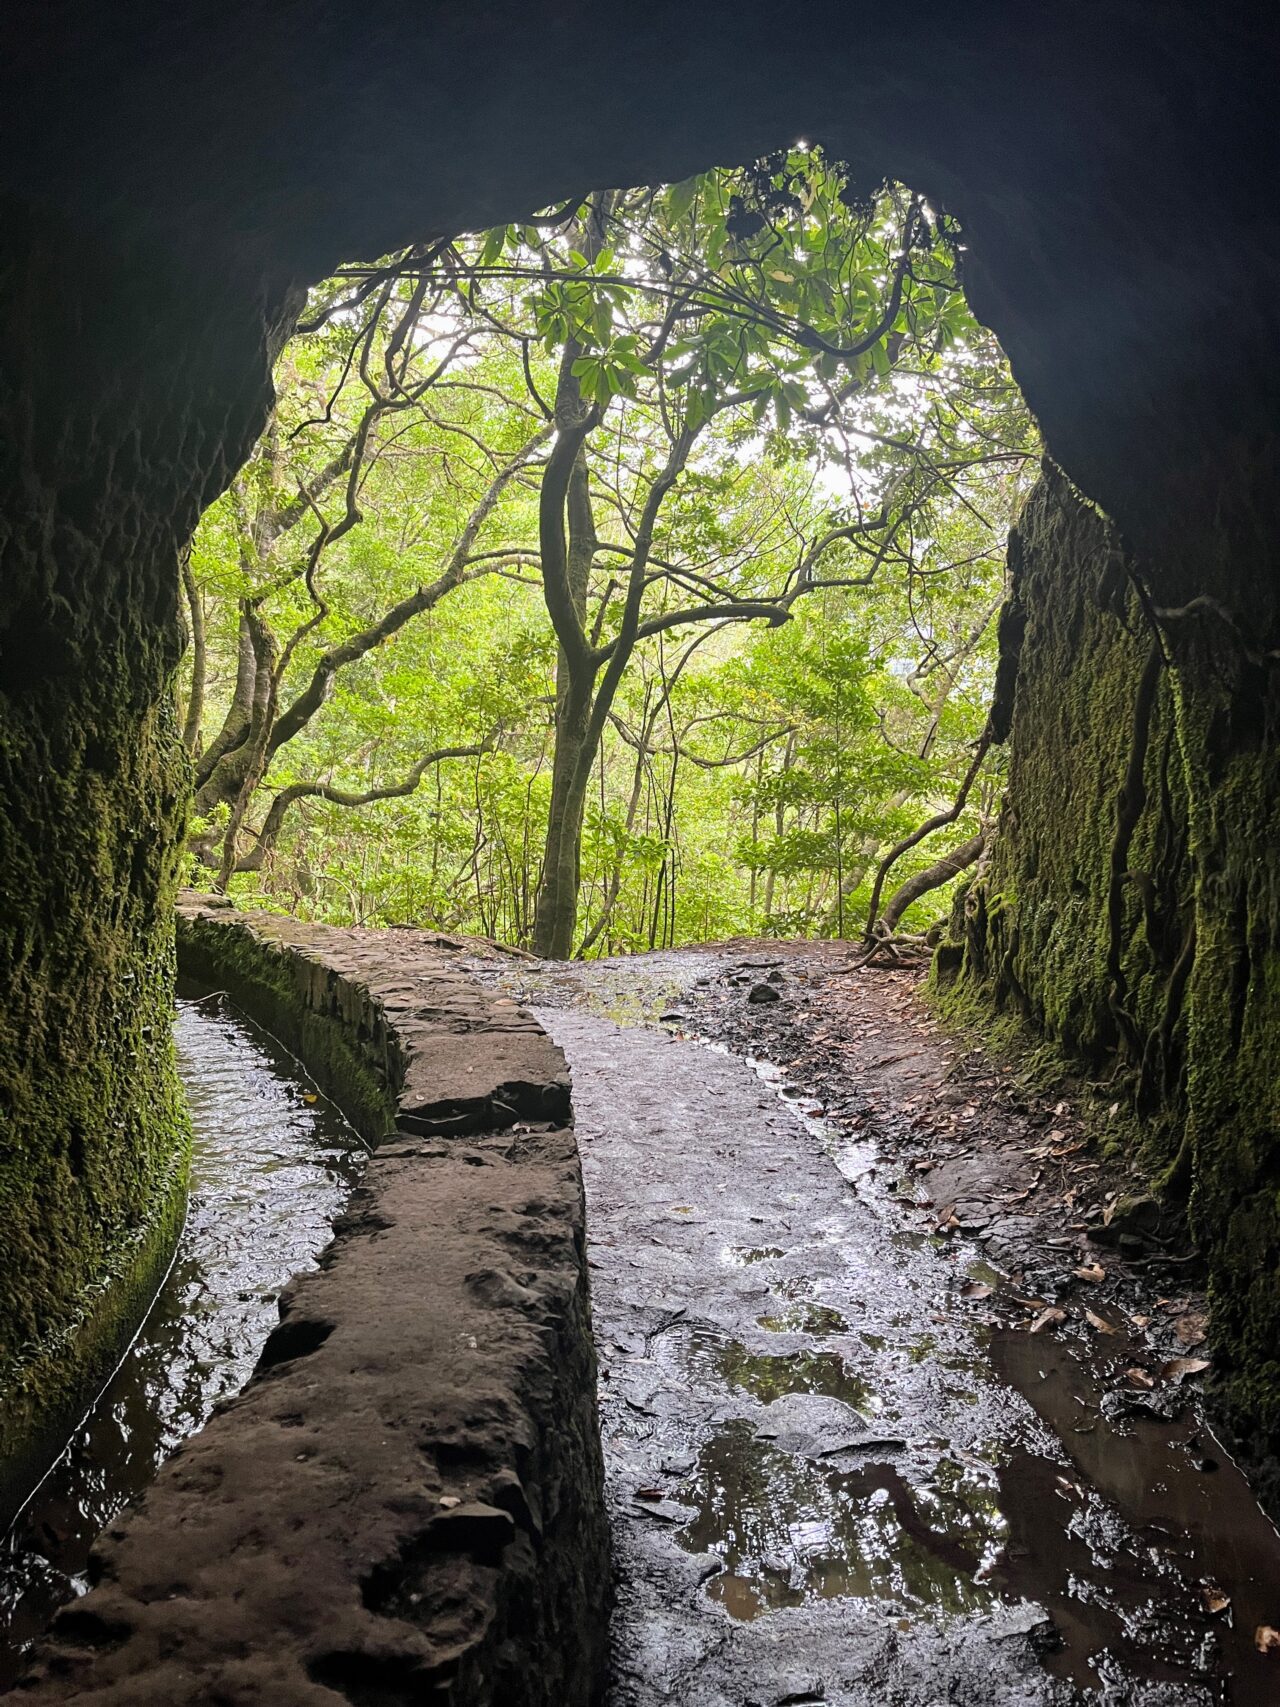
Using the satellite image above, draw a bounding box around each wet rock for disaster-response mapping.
[1088,1192,1163,1244]
[754,1392,869,1458]
[747,982,783,1004]
[628,1495,694,1524]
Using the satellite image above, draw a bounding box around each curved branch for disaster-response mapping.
[237,742,492,872]
[269,423,550,756]
[613,600,792,654]
[863,733,991,939]
[880,830,986,936]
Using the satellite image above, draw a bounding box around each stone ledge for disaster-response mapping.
[17,898,609,1706]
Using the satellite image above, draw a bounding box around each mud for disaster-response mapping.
[479,944,1280,1707]
[0,991,365,1691]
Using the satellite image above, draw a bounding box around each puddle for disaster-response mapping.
[722,1245,785,1266]
[989,1328,1280,1702]
[0,991,364,1690]
[676,1420,1004,1622]
[495,950,1280,1703]
[758,1303,849,1336]
[663,1325,879,1416]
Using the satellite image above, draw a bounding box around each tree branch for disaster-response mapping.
[237,742,493,871]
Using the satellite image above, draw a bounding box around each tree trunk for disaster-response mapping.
[180,552,206,753]
[534,683,593,958]
[880,830,986,934]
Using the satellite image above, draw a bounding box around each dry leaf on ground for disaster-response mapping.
[1030,1307,1067,1334]
[1161,1356,1211,1383]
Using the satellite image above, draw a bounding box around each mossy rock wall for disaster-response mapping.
[0,218,296,1526]
[939,467,1280,1479]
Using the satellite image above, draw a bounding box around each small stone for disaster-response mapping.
[747,982,782,1004]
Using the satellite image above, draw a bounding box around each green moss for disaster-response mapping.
[935,467,1280,1489]
[0,1151,188,1526]
[0,642,193,1526]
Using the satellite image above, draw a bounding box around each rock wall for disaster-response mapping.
[17,897,609,1706]
[938,468,1280,1491]
[0,230,295,1526]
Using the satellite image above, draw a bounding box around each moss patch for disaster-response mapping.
[0,643,192,1527]
[937,468,1280,1487]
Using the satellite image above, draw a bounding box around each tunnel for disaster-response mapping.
[2,0,1280,1689]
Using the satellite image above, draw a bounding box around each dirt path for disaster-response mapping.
[478,944,1280,1707]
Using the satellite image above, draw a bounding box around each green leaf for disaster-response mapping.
[667,176,699,222]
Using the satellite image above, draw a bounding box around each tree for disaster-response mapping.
[368,152,1025,954]
[185,287,550,887]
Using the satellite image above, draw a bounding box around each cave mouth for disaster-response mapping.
[182,148,1035,968]
[4,7,1280,1681]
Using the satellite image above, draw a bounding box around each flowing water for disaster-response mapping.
[0,990,365,1690]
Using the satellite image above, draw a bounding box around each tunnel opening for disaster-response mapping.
[180,152,1033,964]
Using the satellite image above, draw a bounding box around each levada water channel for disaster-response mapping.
[0,989,367,1689]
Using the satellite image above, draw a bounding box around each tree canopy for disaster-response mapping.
[181,148,1037,955]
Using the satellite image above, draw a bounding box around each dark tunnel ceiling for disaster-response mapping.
[2,0,1277,583]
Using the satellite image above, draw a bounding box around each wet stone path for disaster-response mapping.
[481,948,1280,1707]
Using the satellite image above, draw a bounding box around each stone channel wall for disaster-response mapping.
[18,895,610,1706]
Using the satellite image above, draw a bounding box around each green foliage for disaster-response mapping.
[181,151,1036,950]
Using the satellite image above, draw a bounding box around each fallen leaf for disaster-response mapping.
[1073,1264,1106,1284]
[1175,1312,1209,1348]
[1030,1307,1068,1334]
[303,1092,318,1104]
[1202,1586,1231,1615]
[1130,1314,1152,1329]
[961,1281,994,1301]
[1161,1356,1211,1383]
[1084,1309,1118,1335]
[633,1487,665,1501]
[1124,1366,1156,1389]
[1255,1625,1280,1654]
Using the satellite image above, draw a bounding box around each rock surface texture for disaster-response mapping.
[16,897,608,1706]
